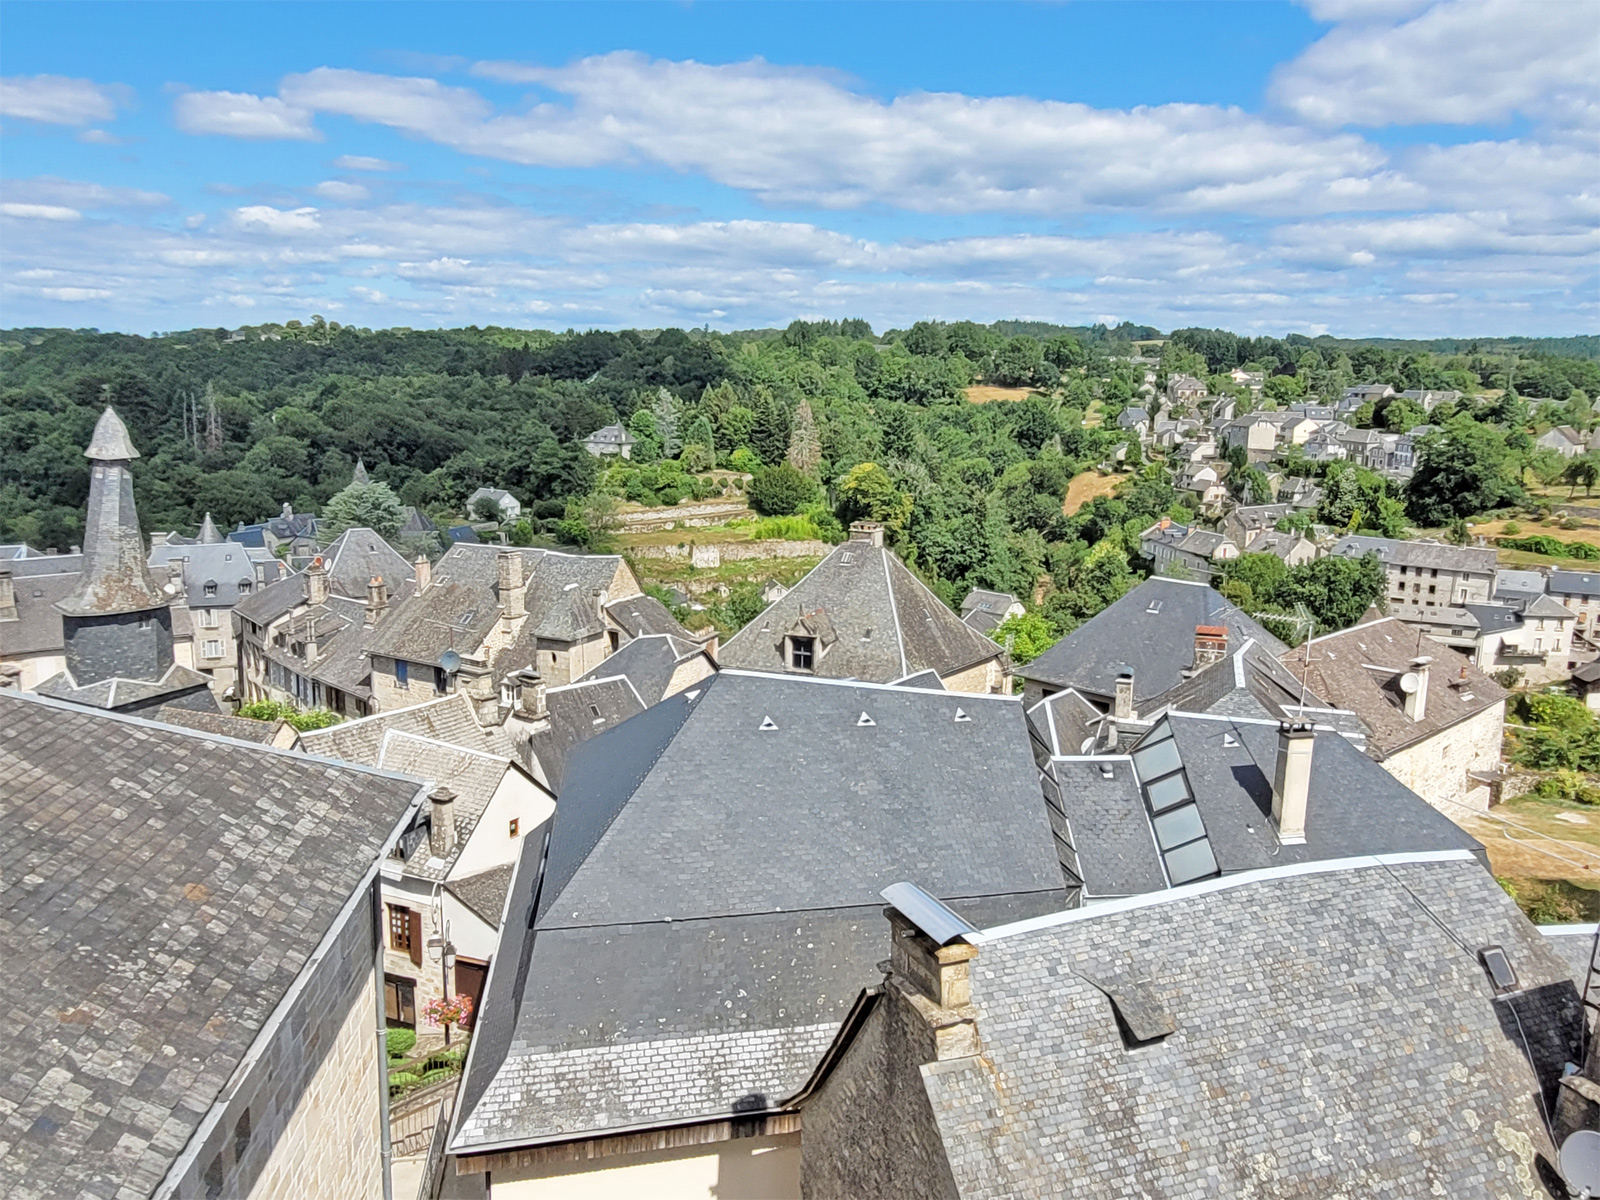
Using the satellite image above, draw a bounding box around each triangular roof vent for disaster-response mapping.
[857,712,875,727]
[759,716,778,731]
[954,708,971,722]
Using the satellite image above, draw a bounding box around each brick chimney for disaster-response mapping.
[365,575,388,627]
[305,556,329,606]
[848,521,885,548]
[1271,722,1315,844]
[0,569,15,622]
[1193,625,1228,669]
[414,553,432,591]
[1113,671,1136,720]
[1158,515,1171,530]
[498,548,526,623]
[429,786,457,859]
[1403,655,1431,722]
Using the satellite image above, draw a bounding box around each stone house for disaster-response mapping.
[1537,425,1588,458]
[1219,503,1291,546]
[1341,382,1395,408]
[1400,387,1463,411]
[1165,373,1207,405]
[234,528,416,717]
[1331,534,1496,630]
[1463,595,1576,683]
[1548,569,1600,641]
[717,523,1012,694]
[466,486,522,522]
[1,688,430,1200]
[1174,458,1230,507]
[363,544,666,712]
[958,588,1025,634]
[1220,413,1280,460]
[581,423,636,458]
[1281,616,1508,813]
[0,550,84,691]
[1138,518,1240,578]
[797,853,1581,1199]
[1243,528,1319,565]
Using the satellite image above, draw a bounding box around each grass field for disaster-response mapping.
[1461,792,1600,922]
[1063,469,1130,515]
[964,385,1038,404]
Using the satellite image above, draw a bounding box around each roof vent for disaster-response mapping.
[1146,600,1162,615]
[1076,970,1176,1049]
[1098,763,1115,779]
[1222,733,1239,747]
[954,708,971,723]
[857,712,876,727]
[759,716,778,731]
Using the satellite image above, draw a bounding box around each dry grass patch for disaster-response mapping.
[1063,470,1130,515]
[965,385,1039,404]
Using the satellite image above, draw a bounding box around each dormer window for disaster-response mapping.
[790,636,815,670]
[203,580,218,596]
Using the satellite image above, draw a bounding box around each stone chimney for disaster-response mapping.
[365,575,388,627]
[1158,515,1171,530]
[0,662,21,690]
[515,668,549,723]
[1403,655,1431,722]
[0,569,15,622]
[1271,722,1315,844]
[428,787,457,859]
[150,531,170,549]
[458,662,502,725]
[498,548,526,623]
[1113,671,1135,721]
[884,905,980,1062]
[305,556,329,606]
[848,521,885,548]
[414,553,432,591]
[1193,625,1228,669]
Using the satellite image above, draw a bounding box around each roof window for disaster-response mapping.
[1479,945,1518,994]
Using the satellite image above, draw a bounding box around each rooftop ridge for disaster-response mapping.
[548,673,648,707]
[717,667,1020,702]
[378,727,515,764]
[974,849,1479,944]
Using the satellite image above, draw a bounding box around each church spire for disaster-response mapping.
[57,408,168,617]
[197,512,223,543]
[352,457,370,485]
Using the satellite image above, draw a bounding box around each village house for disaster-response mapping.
[717,522,1012,693]
[1243,528,1319,565]
[0,549,83,691]
[1399,387,1463,411]
[467,486,522,522]
[580,423,636,458]
[1547,569,1600,641]
[798,853,1580,1199]
[1332,533,1495,628]
[1462,594,1577,683]
[234,528,417,717]
[1281,616,1508,813]
[1227,366,1265,392]
[957,587,1025,634]
[0,689,430,1200]
[1218,503,1290,546]
[1537,425,1589,458]
[1174,458,1230,508]
[1139,518,1239,578]
[1165,373,1207,405]
[1115,405,1150,433]
[1341,382,1396,409]
[574,630,718,704]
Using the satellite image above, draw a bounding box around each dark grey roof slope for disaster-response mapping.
[1025,688,1104,759]
[233,526,411,625]
[1022,578,1288,704]
[1041,757,1165,897]
[0,562,82,657]
[445,864,515,927]
[602,593,706,643]
[521,676,646,792]
[1550,569,1600,597]
[0,691,423,1200]
[716,541,1005,684]
[1539,924,1598,988]
[1331,533,1496,574]
[917,856,1582,1199]
[574,633,707,705]
[1153,636,1364,747]
[148,540,281,607]
[153,704,286,743]
[454,671,1063,1153]
[34,661,218,715]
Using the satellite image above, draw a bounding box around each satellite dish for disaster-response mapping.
[439,649,461,674]
[1399,672,1421,694]
[1561,1129,1600,1198]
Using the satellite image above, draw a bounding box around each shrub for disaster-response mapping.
[1562,516,1583,530]
[284,708,340,731]
[1502,521,1521,535]
[747,463,819,516]
[727,447,762,473]
[386,1028,417,1058]
[387,1071,420,1093]
[237,699,294,722]
[1532,769,1600,806]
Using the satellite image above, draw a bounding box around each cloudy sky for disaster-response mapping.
[1,0,1595,336]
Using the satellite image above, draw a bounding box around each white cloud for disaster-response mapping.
[1,203,82,221]
[1273,0,1600,127]
[314,180,370,201]
[332,155,403,172]
[76,128,125,145]
[5,177,168,210]
[173,90,319,139]
[231,205,323,234]
[0,75,123,124]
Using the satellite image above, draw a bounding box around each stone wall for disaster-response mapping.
[613,500,752,534]
[938,658,1008,696]
[1381,700,1506,816]
[489,1133,800,1199]
[627,540,831,563]
[167,883,385,1200]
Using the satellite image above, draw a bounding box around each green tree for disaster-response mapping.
[835,462,913,538]
[989,611,1059,665]
[1273,553,1386,634]
[747,463,819,516]
[1406,415,1526,524]
[990,336,1045,387]
[1565,455,1600,497]
[320,480,404,539]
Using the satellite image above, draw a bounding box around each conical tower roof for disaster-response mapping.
[57,407,168,617]
[198,512,223,543]
[352,457,371,485]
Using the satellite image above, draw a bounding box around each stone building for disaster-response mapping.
[1138,518,1239,578]
[957,588,1024,635]
[716,522,1012,694]
[1281,616,1508,813]
[0,688,430,1200]
[28,408,215,715]
[446,671,1065,1197]
[580,422,636,458]
[798,854,1583,1198]
[1330,534,1496,634]
[234,527,416,717]
[0,549,83,690]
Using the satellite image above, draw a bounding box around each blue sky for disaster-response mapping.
[2,0,1595,337]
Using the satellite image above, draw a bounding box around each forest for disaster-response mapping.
[3,318,1598,644]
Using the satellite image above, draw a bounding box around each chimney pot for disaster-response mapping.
[1113,671,1136,721]
[305,556,329,606]
[1271,722,1314,844]
[1404,656,1432,722]
[498,548,527,622]
[414,553,431,591]
[365,575,389,626]
[428,787,458,859]
[516,669,549,722]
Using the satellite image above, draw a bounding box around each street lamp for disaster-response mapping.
[441,939,457,1046]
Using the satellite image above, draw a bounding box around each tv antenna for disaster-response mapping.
[1252,602,1317,708]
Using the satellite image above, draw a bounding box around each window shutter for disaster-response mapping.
[408,909,423,967]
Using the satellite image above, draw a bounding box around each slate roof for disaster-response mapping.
[1022,578,1288,705]
[914,855,1583,1199]
[1141,521,1235,560]
[1493,567,1547,607]
[1331,533,1497,575]
[34,662,218,713]
[0,559,83,657]
[295,692,514,763]
[233,527,412,626]
[0,691,424,1200]
[959,588,1018,617]
[1025,688,1105,759]
[574,633,708,705]
[1538,924,1598,988]
[521,676,646,793]
[57,409,169,619]
[147,541,282,608]
[453,671,1065,1153]
[716,540,1006,685]
[1548,569,1600,598]
[1040,756,1165,897]
[367,544,625,666]
[152,704,287,744]
[1148,636,1358,734]
[445,865,516,927]
[602,593,707,644]
[1280,617,1508,758]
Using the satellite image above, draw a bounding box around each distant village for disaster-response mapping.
[3,403,1599,1200]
